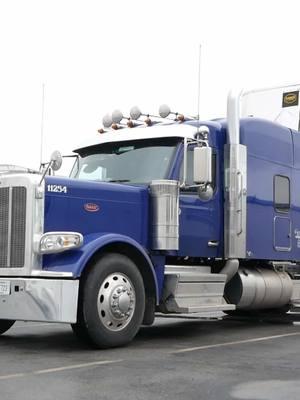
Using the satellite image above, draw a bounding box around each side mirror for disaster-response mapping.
[50,150,63,172]
[39,150,63,186]
[193,146,212,184]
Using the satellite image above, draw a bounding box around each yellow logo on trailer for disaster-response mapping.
[282,91,299,107]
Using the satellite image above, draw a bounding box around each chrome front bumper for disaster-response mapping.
[0,278,79,323]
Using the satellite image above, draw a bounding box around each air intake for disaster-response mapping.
[0,186,27,268]
[150,180,179,251]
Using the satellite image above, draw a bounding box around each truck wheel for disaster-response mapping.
[0,320,15,335]
[72,253,145,349]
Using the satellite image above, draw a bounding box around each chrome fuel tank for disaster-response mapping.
[225,267,293,310]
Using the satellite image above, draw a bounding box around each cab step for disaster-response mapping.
[160,265,235,314]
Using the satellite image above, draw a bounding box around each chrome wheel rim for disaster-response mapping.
[97,272,136,332]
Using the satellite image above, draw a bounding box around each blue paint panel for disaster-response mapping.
[43,232,160,301]
[43,177,165,301]
[44,177,149,247]
[178,195,221,257]
[246,155,292,260]
[240,118,293,166]
[149,255,166,297]
[238,118,297,260]
[171,123,226,258]
[274,217,291,250]
[44,177,150,270]
[290,129,300,258]
[292,130,300,169]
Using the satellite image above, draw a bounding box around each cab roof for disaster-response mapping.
[73,120,223,153]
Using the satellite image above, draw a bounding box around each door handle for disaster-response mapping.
[208,241,219,247]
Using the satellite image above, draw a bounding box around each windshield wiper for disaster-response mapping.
[106,179,131,183]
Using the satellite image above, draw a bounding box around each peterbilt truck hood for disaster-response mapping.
[44,176,149,248]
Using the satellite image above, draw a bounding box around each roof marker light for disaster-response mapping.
[177,114,185,123]
[129,106,153,127]
[130,106,142,120]
[159,104,185,122]
[112,110,137,128]
[103,113,112,128]
[144,117,152,126]
[111,109,123,124]
[127,119,134,128]
[159,104,171,118]
[111,123,119,130]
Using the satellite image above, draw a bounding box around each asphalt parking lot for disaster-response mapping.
[0,313,300,400]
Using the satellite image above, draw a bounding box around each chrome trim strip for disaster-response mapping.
[182,137,188,187]
[6,187,13,267]
[224,144,247,258]
[31,270,74,278]
[226,91,248,259]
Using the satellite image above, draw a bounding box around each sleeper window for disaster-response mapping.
[274,175,290,212]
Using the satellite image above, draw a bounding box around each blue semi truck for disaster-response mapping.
[0,86,300,348]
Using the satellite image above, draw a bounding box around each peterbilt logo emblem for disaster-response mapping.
[84,203,100,212]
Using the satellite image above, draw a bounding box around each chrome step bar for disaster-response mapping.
[161,265,235,314]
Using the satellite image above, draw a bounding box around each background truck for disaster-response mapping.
[0,85,300,349]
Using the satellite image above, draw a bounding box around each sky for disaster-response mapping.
[1,0,300,170]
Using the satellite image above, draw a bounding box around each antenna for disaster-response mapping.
[40,83,45,167]
[197,44,202,132]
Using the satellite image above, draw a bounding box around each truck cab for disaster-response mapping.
[0,86,300,348]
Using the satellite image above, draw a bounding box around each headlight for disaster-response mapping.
[39,232,83,254]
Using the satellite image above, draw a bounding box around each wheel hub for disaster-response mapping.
[97,273,136,332]
[111,286,134,317]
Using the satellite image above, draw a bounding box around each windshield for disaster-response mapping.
[71,138,179,184]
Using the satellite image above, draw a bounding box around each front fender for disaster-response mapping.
[43,232,159,300]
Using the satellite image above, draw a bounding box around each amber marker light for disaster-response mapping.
[144,117,152,126]
[127,119,134,128]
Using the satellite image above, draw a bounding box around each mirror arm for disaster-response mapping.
[39,161,52,186]
[180,137,188,188]
[38,151,63,186]
[198,183,214,201]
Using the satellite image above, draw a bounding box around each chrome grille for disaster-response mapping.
[10,187,27,268]
[0,188,9,267]
[0,186,27,268]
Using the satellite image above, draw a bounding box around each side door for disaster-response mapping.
[273,175,292,252]
[177,145,222,258]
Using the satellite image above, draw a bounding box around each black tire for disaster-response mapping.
[0,320,15,335]
[71,317,93,345]
[71,253,145,349]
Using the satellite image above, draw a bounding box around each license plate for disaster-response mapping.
[0,281,10,296]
